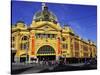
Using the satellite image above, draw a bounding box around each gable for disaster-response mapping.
[36,24,57,31]
[34,22,61,31]
[31,21,62,31]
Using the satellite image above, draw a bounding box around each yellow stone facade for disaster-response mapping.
[11,3,96,63]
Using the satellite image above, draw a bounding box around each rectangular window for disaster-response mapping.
[62,44,68,49]
[36,33,56,39]
[71,44,73,50]
[48,34,50,38]
[35,34,38,38]
[74,42,79,51]
[24,44,27,50]
[50,34,52,38]
[83,45,88,51]
[40,34,42,38]
[36,34,40,38]
[43,34,46,38]
[52,34,55,38]
[45,34,48,38]
[75,52,79,57]
[84,53,88,57]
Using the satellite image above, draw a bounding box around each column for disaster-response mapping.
[30,32,35,63]
[15,31,20,63]
[56,37,61,61]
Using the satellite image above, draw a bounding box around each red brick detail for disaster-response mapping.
[31,35,35,55]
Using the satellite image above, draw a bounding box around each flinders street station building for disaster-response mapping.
[11,3,96,63]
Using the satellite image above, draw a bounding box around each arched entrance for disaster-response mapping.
[37,45,56,61]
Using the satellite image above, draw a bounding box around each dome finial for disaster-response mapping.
[42,2,46,10]
[33,3,58,22]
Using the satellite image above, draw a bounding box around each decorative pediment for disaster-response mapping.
[37,24,58,31]
[31,21,61,31]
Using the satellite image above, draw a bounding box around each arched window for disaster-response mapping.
[20,42,29,50]
[22,36,28,40]
[20,36,29,50]
[37,45,55,54]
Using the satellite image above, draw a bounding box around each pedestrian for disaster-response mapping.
[46,61,48,65]
[52,61,54,65]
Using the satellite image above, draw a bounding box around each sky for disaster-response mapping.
[11,1,97,43]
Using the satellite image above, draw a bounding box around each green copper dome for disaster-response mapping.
[33,3,58,23]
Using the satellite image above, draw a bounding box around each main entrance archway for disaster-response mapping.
[37,45,56,61]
